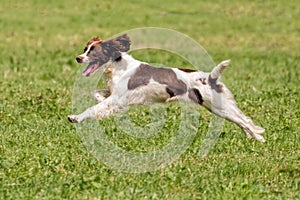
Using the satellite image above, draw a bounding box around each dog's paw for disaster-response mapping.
[254,126,265,135]
[253,134,265,142]
[165,96,178,103]
[68,115,79,123]
[243,127,266,142]
[251,126,265,142]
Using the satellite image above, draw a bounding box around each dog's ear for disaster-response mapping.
[101,34,131,61]
[111,51,122,61]
[114,34,131,52]
[106,34,131,52]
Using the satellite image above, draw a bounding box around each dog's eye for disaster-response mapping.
[83,47,88,53]
[90,46,95,51]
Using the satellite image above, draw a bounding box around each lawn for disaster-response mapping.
[1,0,299,199]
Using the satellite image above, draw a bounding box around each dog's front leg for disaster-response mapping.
[92,89,111,103]
[68,97,123,123]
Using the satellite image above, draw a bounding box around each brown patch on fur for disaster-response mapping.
[97,34,131,61]
[166,87,175,98]
[87,37,102,45]
[198,78,207,85]
[94,89,111,98]
[128,64,187,96]
[178,68,198,73]
[188,88,203,104]
[208,75,223,93]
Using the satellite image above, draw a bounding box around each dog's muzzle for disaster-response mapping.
[76,56,83,63]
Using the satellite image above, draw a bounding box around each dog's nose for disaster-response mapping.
[76,56,83,63]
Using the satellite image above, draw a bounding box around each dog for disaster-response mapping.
[68,34,265,142]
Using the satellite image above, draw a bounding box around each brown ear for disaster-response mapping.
[109,34,131,52]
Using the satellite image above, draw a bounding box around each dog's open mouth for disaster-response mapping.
[82,62,100,77]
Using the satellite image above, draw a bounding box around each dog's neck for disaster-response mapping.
[101,53,141,91]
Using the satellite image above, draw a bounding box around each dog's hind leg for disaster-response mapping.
[211,97,265,142]
[204,60,265,142]
[226,106,265,142]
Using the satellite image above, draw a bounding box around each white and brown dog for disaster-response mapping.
[68,34,265,142]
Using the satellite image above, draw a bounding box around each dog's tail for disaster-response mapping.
[210,60,230,79]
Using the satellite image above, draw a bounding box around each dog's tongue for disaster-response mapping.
[82,66,93,77]
[82,63,99,77]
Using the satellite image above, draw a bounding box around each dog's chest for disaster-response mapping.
[102,67,114,90]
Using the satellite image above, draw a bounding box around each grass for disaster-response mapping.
[1,0,299,199]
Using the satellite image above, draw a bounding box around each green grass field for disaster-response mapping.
[1,0,299,199]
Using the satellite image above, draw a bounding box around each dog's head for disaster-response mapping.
[76,34,131,76]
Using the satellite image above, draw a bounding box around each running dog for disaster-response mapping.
[68,34,265,142]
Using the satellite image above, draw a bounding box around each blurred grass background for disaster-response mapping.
[1,0,299,199]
